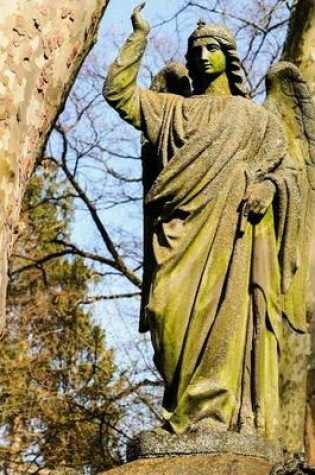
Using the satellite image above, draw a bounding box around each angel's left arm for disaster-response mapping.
[246,112,301,216]
[262,113,303,201]
[265,149,303,294]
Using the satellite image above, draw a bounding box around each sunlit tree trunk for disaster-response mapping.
[0,0,109,334]
[282,0,315,98]
[282,0,315,462]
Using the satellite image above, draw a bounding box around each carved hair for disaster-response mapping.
[186,22,247,97]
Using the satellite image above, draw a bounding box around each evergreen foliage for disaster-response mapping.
[0,165,123,474]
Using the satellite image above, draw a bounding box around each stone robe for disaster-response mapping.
[104,30,302,439]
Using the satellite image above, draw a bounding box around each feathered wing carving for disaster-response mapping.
[264,61,315,454]
[140,62,191,332]
[149,61,192,96]
[264,61,315,186]
[264,61,315,330]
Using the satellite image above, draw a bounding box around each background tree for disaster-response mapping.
[0,0,110,335]
[0,165,125,474]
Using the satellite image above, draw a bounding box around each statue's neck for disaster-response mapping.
[202,73,232,96]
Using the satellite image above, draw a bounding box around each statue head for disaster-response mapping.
[186,21,246,96]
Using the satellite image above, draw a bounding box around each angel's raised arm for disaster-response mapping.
[103,4,150,129]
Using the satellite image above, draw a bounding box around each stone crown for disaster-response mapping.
[189,20,236,48]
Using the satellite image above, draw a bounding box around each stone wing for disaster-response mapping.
[264,61,315,453]
[150,61,192,96]
[264,61,315,323]
[264,61,315,190]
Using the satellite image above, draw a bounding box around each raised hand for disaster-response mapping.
[131,3,150,34]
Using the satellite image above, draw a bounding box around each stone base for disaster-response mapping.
[127,427,283,464]
[102,454,275,475]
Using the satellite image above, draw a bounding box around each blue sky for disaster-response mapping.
[102,0,178,32]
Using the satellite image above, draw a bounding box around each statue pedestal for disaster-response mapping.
[101,428,283,475]
[102,454,274,475]
[127,427,283,463]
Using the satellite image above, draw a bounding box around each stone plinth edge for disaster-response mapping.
[102,454,275,475]
[127,428,283,464]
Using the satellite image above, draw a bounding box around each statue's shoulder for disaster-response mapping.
[223,96,269,118]
[233,96,264,113]
[234,96,281,123]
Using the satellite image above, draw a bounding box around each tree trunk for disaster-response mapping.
[282,0,315,462]
[0,0,109,332]
[282,0,315,98]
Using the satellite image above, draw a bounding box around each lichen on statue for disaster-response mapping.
[103,3,313,454]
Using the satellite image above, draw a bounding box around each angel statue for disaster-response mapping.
[104,2,315,457]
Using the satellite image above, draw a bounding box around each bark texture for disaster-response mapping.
[282,0,315,462]
[282,0,315,98]
[0,0,109,332]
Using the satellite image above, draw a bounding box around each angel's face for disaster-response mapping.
[191,38,226,79]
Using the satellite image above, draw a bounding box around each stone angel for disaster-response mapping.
[103,2,315,457]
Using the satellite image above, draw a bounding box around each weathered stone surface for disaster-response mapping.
[127,427,283,464]
[102,454,274,475]
[33,470,76,475]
